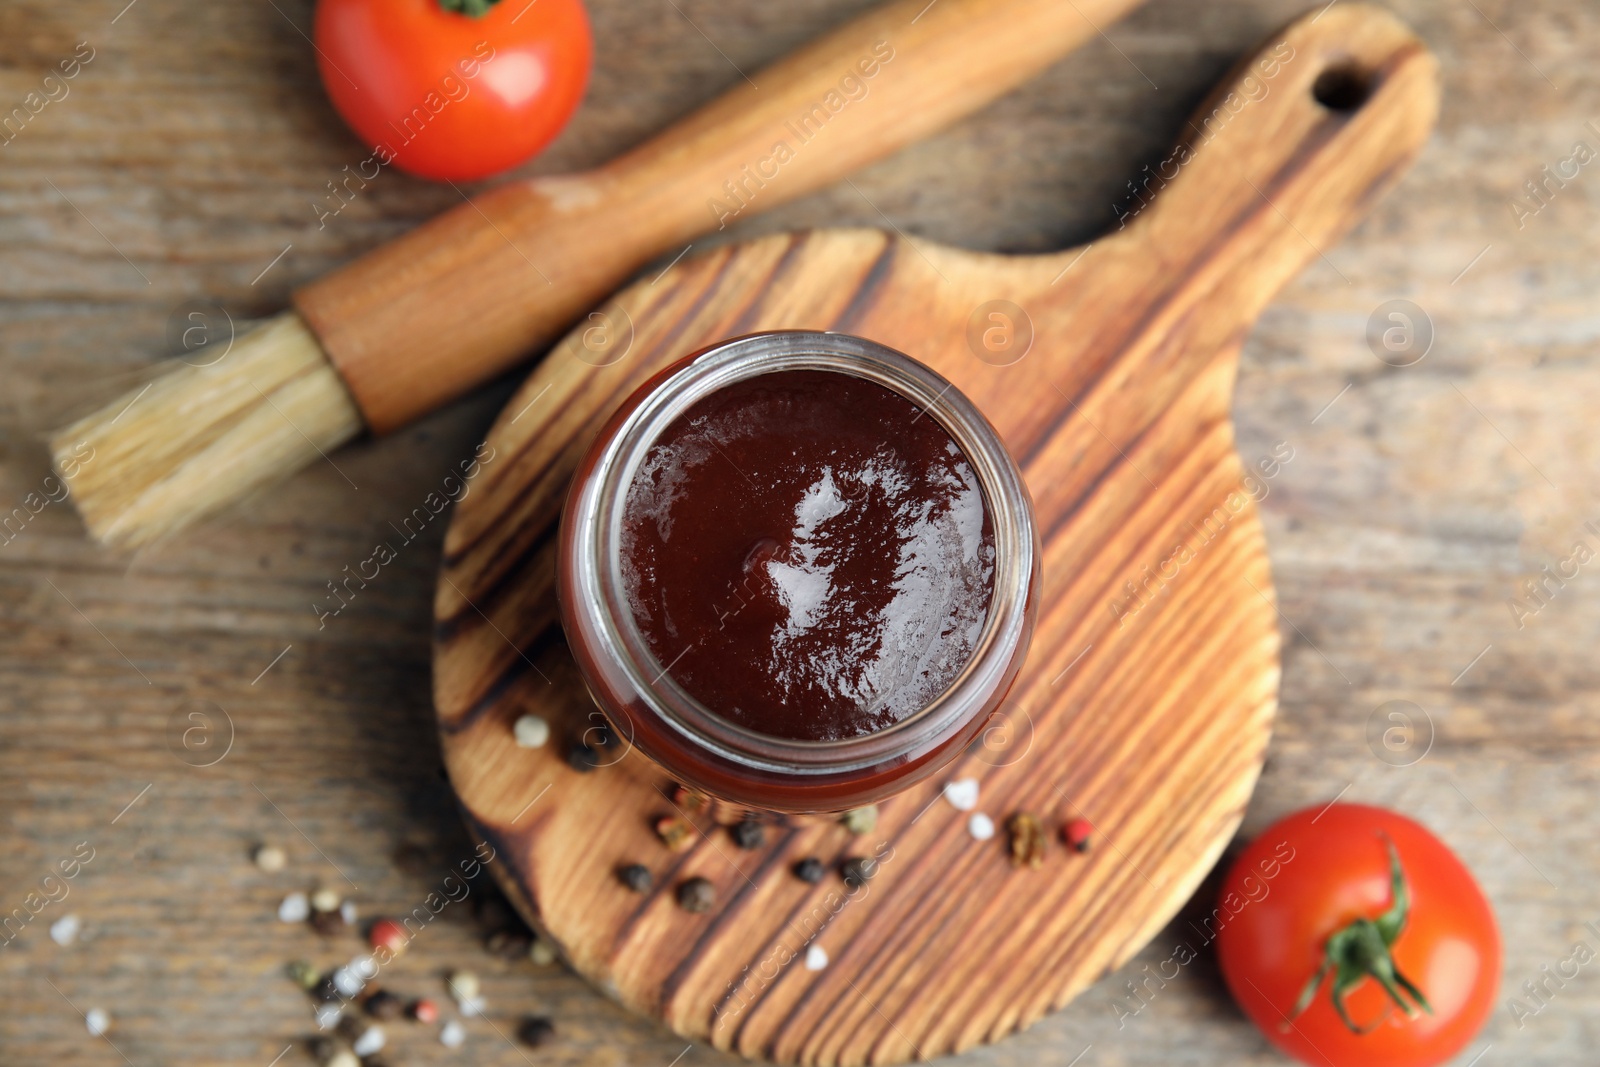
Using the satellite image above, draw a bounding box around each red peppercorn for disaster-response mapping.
[1063,818,1094,853]
[409,998,439,1024]
[368,917,408,956]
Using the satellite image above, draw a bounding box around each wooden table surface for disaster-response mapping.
[2,1,1596,1065]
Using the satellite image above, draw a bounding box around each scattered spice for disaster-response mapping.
[84,1007,110,1036]
[253,843,287,872]
[1063,817,1093,853]
[1007,812,1046,869]
[793,857,825,884]
[840,856,877,888]
[943,778,980,812]
[529,937,558,966]
[730,817,766,850]
[308,1036,338,1063]
[512,713,550,748]
[446,970,481,1003]
[677,877,716,913]
[439,1020,466,1048]
[310,887,342,913]
[365,989,403,1020]
[368,917,408,956]
[351,1023,386,1057]
[278,891,310,923]
[567,743,600,772]
[618,863,653,893]
[410,998,439,1024]
[287,960,321,991]
[517,1015,556,1048]
[967,812,995,841]
[670,784,710,815]
[485,929,532,959]
[654,815,694,852]
[840,805,879,834]
[310,907,346,937]
[313,974,344,1004]
[49,913,81,947]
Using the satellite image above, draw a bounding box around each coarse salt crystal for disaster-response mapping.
[458,995,486,1018]
[84,1008,110,1036]
[804,945,828,971]
[278,892,310,923]
[331,966,365,998]
[352,1024,386,1056]
[50,914,81,946]
[439,1020,466,1048]
[967,812,995,841]
[315,1003,342,1030]
[943,778,979,812]
[339,900,357,925]
[512,714,550,748]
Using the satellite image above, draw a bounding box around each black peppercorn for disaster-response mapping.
[619,863,653,893]
[841,856,877,888]
[793,857,825,884]
[730,817,765,850]
[677,876,716,913]
[364,988,403,1020]
[567,744,600,772]
[518,1015,556,1048]
[307,1036,338,1062]
[309,907,346,937]
[313,974,343,1003]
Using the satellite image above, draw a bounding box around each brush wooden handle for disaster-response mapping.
[292,0,1146,434]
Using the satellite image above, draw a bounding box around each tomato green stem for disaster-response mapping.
[1287,837,1434,1034]
[437,0,502,16]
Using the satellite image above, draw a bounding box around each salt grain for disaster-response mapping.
[446,970,480,1002]
[943,778,980,812]
[339,900,357,925]
[331,966,365,998]
[351,1024,386,1056]
[278,892,310,923]
[50,914,81,946]
[804,945,828,971]
[439,1020,466,1048]
[315,1003,342,1030]
[84,1008,109,1036]
[458,994,487,1018]
[512,714,550,748]
[968,812,995,841]
[253,843,287,872]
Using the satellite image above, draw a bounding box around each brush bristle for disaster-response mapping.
[50,311,363,549]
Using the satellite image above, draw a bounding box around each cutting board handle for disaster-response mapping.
[1090,2,1439,345]
[294,0,1147,435]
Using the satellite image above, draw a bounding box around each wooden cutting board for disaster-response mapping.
[432,6,1438,1063]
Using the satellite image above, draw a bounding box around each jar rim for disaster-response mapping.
[563,331,1036,778]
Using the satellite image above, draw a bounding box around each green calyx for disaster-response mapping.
[438,0,502,16]
[1288,837,1434,1034]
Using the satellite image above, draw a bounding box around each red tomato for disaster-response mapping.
[1216,804,1500,1067]
[313,0,591,182]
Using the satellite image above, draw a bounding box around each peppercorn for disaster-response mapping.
[840,856,877,888]
[364,989,403,1020]
[446,970,481,1002]
[307,1035,338,1063]
[485,928,533,959]
[529,936,558,966]
[793,857,825,884]
[368,917,408,956]
[337,1013,366,1043]
[310,907,346,937]
[517,1015,556,1048]
[313,974,344,1003]
[567,743,600,772]
[618,863,653,893]
[840,805,879,835]
[1007,812,1046,869]
[730,817,765,850]
[287,959,321,990]
[677,877,716,913]
[311,887,342,913]
[654,815,694,851]
[1063,817,1093,853]
[409,998,439,1024]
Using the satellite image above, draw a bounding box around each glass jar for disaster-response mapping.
[557,331,1038,812]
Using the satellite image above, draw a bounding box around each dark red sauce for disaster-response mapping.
[620,369,996,742]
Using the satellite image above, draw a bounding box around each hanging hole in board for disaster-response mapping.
[1311,63,1374,111]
